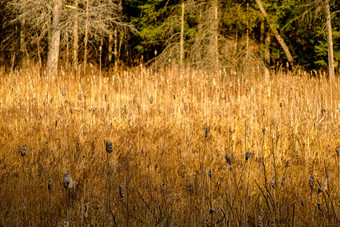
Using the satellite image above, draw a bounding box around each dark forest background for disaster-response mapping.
[0,0,339,74]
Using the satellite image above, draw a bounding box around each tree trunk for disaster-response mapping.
[255,0,293,67]
[84,0,89,73]
[47,0,62,75]
[180,1,184,68]
[324,0,335,83]
[114,28,118,68]
[73,0,79,67]
[265,32,271,65]
[108,34,113,64]
[212,0,219,71]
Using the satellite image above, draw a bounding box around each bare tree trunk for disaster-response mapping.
[265,33,271,65]
[73,0,79,67]
[108,34,113,64]
[114,28,118,68]
[99,38,103,76]
[324,0,335,83]
[47,0,62,75]
[84,0,89,73]
[255,0,293,67]
[180,1,185,68]
[212,0,219,71]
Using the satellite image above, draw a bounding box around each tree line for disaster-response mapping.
[0,0,339,76]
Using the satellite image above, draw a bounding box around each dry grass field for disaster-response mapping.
[0,65,339,226]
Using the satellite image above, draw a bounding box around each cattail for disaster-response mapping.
[336,146,339,157]
[317,186,323,194]
[119,183,125,201]
[48,178,53,190]
[150,96,154,104]
[245,150,252,161]
[208,169,212,179]
[63,171,76,190]
[20,146,26,157]
[317,202,324,212]
[105,94,108,102]
[301,200,305,206]
[105,141,112,153]
[282,175,286,187]
[209,208,214,214]
[262,127,267,135]
[225,154,232,166]
[205,127,209,138]
[309,175,315,191]
[82,205,88,218]
[161,182,166,190]
[62,88,67,96]
[257,215,264,227]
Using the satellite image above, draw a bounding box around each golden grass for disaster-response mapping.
[0,65,339,226]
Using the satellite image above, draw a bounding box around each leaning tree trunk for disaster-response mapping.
[211,0,219,72]
[73,0,79,68]
[255,0,293,68]
[180,1,185,68]
[47,0,62,75]
[323,0,335,83]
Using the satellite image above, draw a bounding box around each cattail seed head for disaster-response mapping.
[161,182,166,190]
[257,215,263,227]
[301,200,305,206]
[309,175,315,191]
[317,202,324,212]
[63,171,76,190]
[317,186,323,194]
[105,94,108,102]
[48,178,53,190]
[245,150,252,161]
[225,154,232,166]
[282,176,286,187]
[20,146,26,157]
[209,208,214,214]
[336,147,339,157]
[205,127,209,138]
[62,88,67,96]
[119,183,125,201]
[208,169,212,179]
[105,140,113,153]
[262,127,267,135]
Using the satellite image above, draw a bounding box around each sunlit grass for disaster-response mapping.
[0,65,339,226]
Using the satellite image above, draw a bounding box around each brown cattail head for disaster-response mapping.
[301,200,305,206]
[161,182,166,190]
[309,175,315,191]
[205,127,209,138]
[20,146,26,157]
[317,186,323,194]
[63,171,76,190]
[317,202,324,212]
[105,141,113,154]
[245,150,252,161]
[336,146,339,157]
[48,178,53,190]
[262,127,267,135]
[225,154,232,167]
[119,183,125,201]
[282,175,286,187]
[208,169,212,179]
[257,215,264,227]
